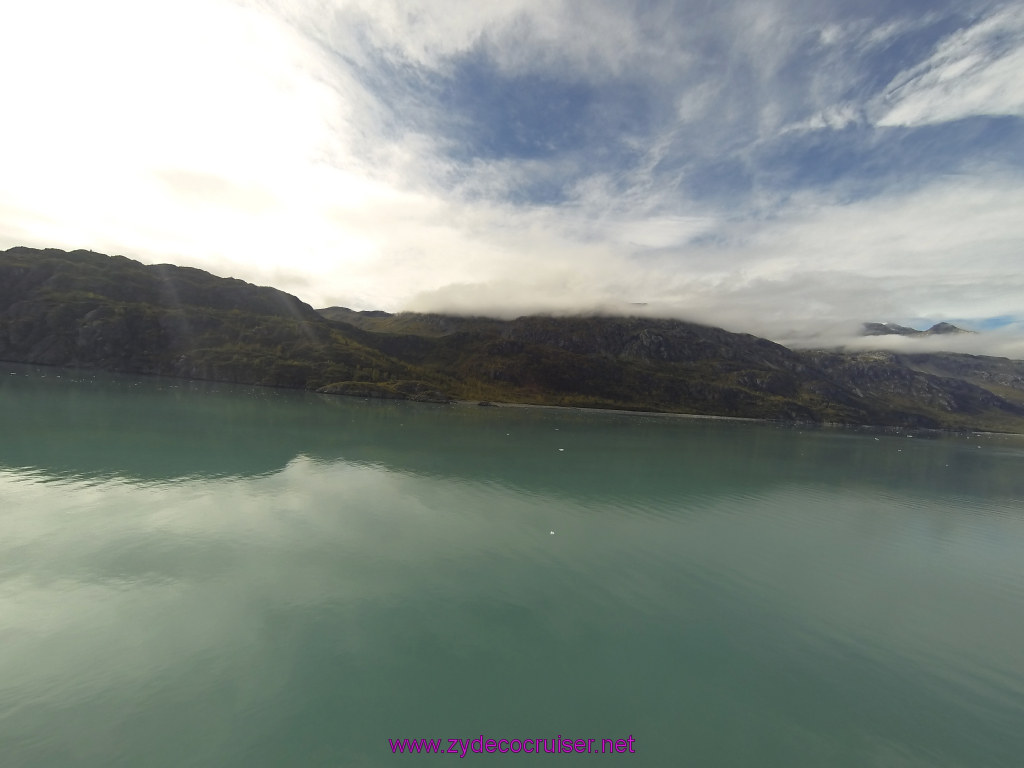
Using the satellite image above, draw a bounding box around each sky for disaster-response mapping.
[2,0,1023,354]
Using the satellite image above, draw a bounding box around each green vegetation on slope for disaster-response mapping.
[4,247,1024,431]
[0,247,425,390]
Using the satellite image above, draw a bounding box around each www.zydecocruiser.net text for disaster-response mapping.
[389,735,637,757]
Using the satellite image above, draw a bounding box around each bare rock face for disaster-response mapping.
[926,322,972,335]
[863,322,920,336]
[862,321,973,337]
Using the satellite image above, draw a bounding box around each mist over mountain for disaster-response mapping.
[4,247,1024,432]
[863,322,974,337]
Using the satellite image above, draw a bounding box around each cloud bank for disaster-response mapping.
[1,0,1022,353]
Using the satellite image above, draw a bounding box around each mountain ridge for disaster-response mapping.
[862,321,974,337]
[3,247,1024,432]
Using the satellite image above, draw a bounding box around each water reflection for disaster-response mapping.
[3,366,1024,767]
[3,364,1024,505]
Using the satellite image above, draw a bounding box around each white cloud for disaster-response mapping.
[283,0,657,81]
[676,82,721,124]
[834,329,1024,359]
[0,0,1022,360]
[400,174,1024,353]
[876,4,1024,126]
[0,0,395,289]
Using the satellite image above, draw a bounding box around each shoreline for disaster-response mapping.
[450,398,765,423]
[4,360,1023,437]
[448,399,1024,438]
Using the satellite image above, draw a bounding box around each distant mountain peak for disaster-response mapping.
[927,322,972,335]
[862,321,974,337]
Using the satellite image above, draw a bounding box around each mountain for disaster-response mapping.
[0,246,426,392]
[3,246,1024,431]
[862,321,974,337]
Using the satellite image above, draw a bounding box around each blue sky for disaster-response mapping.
[1,0,1023,353]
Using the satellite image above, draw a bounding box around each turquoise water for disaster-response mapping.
[2,365,1024,767]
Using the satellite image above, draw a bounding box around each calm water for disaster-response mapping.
[2,365,1024,767]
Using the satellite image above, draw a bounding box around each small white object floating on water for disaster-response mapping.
[558,448,565,452]
[550,531,555,535]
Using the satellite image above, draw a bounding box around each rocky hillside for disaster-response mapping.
[4,247,1024,431]
[0,247,416,389]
